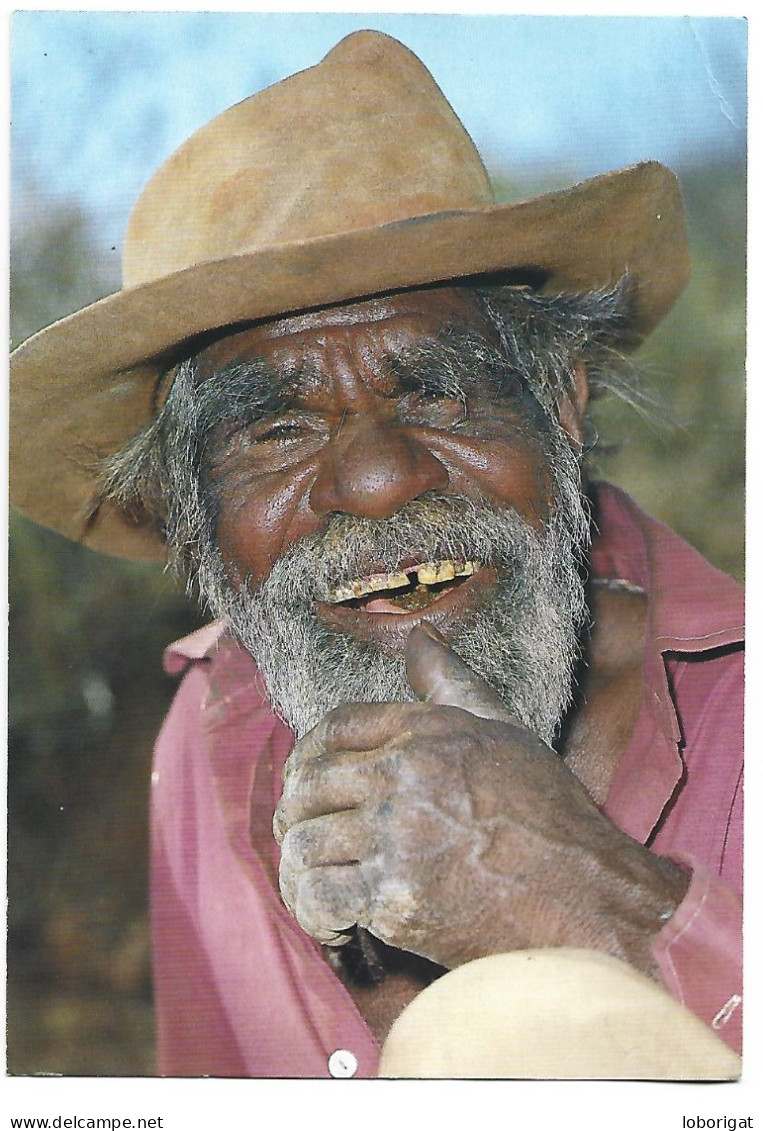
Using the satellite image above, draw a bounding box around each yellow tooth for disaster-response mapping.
[416,558,482,585]
[328,579,369,601]
[417,562,440,585]
[329,583,354,602]
[417,559,457,584]
[436,560,456,583]
[329,569,411,603]
[329,560,482,603]
[370,570,409,593]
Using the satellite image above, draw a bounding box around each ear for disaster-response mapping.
[555,361,589,450]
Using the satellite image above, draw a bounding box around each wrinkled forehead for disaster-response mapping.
[192,285,496,382]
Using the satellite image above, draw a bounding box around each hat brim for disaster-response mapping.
[10,160,689,561]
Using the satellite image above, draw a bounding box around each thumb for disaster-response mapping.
[405,622,517,723]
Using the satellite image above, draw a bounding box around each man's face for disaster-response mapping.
[191,286,588,740]
[198,290,556,633]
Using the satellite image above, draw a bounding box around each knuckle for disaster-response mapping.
[283,734,321,781]
[368,875,419,947]
[295,869,356,943]
[279,825,306,874]
[273,786,297,839]
[279,761,313,814]
[321,702,359,738]
[277,859,297,915]
[272,802,288,844]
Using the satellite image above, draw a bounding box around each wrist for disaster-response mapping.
[595,847,692,980]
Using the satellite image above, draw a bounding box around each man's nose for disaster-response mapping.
[308,414,449,519]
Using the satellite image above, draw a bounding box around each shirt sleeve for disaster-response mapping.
[151,661,252,1076]
[651,853,742,1054]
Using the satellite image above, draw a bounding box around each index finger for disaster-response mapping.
[283,700,431,783]
[274,747,392,843]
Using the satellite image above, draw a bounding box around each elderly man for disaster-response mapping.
[10,32,742,1078]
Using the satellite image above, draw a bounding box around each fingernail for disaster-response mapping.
[418,621,448,645]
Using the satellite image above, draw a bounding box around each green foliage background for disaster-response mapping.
[8,158,745,1073]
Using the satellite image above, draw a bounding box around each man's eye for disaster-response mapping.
[251,420,307,443]
[404,389,467,421]
[412,388,450,404]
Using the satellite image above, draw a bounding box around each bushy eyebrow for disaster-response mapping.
[384,344,469,404]
[192,358,303,435]
[190,322,528,438]
[391,327,526,406]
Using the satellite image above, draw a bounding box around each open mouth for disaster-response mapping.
[326,559,482,615]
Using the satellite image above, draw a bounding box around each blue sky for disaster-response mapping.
[11,11,746,254]
[4,12,760,1121]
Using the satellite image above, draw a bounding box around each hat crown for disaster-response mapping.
[11,32,690,562]
[123,31,494,289]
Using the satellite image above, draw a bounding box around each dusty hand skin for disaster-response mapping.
[197,286,687,983]
[273,624,689,979]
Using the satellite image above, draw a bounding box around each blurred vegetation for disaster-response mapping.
[9,196,206,1073]
[7,517,204,1074]
[588,161,746,583]
[493,160,746,583]
[8,156,745,1075]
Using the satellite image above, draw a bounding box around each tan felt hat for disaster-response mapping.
[10,30,690,561]
[379,949,741,1080]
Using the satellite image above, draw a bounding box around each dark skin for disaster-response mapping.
[196,286,690,1045]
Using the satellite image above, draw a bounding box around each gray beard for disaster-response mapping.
[199,445,589,745]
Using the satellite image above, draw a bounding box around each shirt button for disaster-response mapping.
[328,1049,358,1078]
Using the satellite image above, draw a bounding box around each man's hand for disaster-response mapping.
[273,624,689,977]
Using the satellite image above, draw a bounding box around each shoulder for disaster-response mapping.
[590,481,743,653]
[162,619,231,675]
[158,618,274,734]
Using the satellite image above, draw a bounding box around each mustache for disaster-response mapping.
[246,492,543,605]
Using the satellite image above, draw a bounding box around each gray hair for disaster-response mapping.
[94,280,636,585]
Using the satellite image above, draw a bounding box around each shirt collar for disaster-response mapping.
[164,481,744,847]
[589,481,743,841]
[164,482,744,673]
[589,481,743,655]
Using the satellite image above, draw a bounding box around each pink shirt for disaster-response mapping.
[150,483,743,1076]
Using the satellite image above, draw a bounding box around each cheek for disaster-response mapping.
[485,441,555,527]
[429,433,555,532]
[212,465,321,588]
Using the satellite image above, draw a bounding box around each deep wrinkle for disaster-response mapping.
[200,319,559,580]
[196,323,541,448]
[91,280,629,561]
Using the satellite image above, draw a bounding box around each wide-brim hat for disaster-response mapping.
[10,30,690,561]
